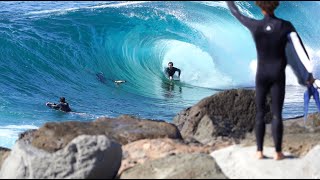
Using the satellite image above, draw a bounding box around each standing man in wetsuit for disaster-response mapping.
[227,1,315,160]
[165,62,181,80]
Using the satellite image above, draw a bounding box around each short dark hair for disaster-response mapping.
[168,62,173,66]
[255,1,279,14]
[60,97,66,103]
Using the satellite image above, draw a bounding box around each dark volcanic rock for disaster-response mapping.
[174,89,272,144]
[20,115,182,153]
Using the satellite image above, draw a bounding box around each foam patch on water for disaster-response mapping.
[0,124,38,149]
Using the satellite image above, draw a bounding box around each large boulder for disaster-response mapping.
[0,135,122,179]
[174,89,272,144]
[93,115,182,145]
[118,138,231,176]
[0,147,10,169]
[211,145,320,179]
[120,153,227,179]
[241,113,320,157]
[20,115,182,153]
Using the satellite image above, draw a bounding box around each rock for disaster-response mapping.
[94,115,182,145]
[0,135,122,179]
[118,138,231,176]
[120,153,227,179]
[0,147,10,169]
[174,89,272,144]
[211,145,320,179]
[240,115,320,157]
[20,115,182,153]
[303,112,320,128]
[18,129,37,143]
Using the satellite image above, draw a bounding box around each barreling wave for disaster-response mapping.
[1,1,320,99]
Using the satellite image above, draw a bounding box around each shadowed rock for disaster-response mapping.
[174,89,272,145]
[20,115,182,153]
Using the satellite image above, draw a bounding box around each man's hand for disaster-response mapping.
[169,76,173,80]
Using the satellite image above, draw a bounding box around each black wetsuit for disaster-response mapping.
[47,102,71,112]
[96,72,106,84]
[165,67,181,77]
[227,2,302,152]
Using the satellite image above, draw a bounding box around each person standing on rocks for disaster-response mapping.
[227,1,315,160]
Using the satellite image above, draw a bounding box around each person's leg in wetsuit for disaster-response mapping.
[303,85,320,127]
[311,86,320,126]
[255,76,271,159]
[255,72,285,159]
[270,74,285,155]
[312,87,320,112]
[304,89,311,126]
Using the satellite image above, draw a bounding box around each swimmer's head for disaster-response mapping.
[60,97,66,103]
[255,1,279,15]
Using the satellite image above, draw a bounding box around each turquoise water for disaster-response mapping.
[1,1,320,148]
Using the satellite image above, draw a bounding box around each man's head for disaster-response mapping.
[60,97,66,103]
[255,1,279,15]
[168,62,173,68]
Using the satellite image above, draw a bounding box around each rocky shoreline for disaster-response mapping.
[1,89,319,179]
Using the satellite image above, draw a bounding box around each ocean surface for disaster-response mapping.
[1,1,320,148]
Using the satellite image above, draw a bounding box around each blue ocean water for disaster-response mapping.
[1,1,320,148]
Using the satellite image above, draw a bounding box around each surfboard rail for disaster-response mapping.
[286,32,313,86]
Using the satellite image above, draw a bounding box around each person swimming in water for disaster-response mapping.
[46,97,71,112]
[95,71,126,85]
[96,72,107,84]
[165,62,181,80]
[227,1,316,160]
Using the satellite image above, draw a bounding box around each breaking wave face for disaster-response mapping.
[1,2,320,95]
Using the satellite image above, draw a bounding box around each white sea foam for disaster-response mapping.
[0,124,38,149]
[26,1,150,16]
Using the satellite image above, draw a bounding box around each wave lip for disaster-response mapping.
[25,1,150,16]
